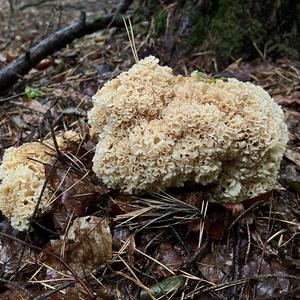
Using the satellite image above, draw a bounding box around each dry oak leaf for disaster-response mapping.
[45,142,109,216]
[48,216,112,274]
[285,149,300,170]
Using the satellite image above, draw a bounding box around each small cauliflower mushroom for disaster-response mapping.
[0,132,78,231]
[88,56,288,203]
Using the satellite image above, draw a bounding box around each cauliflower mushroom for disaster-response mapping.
[0,132,78,231]
[88,56,288,203]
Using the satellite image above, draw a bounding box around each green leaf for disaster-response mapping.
[140,276,185,300]
[194,70,208,80]
[288,181,300,193]
[25,86,41,99]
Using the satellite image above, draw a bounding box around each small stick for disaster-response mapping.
[228,224,241,300]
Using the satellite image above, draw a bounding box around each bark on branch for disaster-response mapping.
[0,0,133,94]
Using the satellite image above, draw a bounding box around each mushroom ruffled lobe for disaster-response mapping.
[88,56,288,203]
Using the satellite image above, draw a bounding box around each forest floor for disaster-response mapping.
[0,1,300,299]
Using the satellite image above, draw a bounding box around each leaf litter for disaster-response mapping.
[46,216,112,275]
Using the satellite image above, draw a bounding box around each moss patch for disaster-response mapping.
[154,9,167,37]
[191,0,264,64]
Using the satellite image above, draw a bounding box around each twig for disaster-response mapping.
[123,17,139,63]
[0,0,133,94]
[49,114,62,158]
[43,4,63,37]
[198,200,208,248]
[171,226,191,257]
[185,242,208,268]
[228,224,241,300]
[227,199,267,231]
[30,158,58,223]
[108,0,134,27]
[32,281,76,300]
[31,221,60,238]
[19,0,56,10]
[202,273,300,293]
[256,197,274,276]
[8,0,14,15]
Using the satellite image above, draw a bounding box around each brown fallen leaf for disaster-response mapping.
[34,58,53,71]
[154,243,183,278]
[60,170,106,216]
[0,220,36,275]
[241,259,290,297]
[242,190,273,209]
[23,99,49,114]
[110,194,134,215]
[223,202,244,217]
[206,218,229,240]
[4,50,19,63]
[188,203,230,240]
[0,284,29,299]
[112,227,135,263]
[184,192,202,207]
[274,92,300,107]
[0,239,33,274]
[285,149,300,170]
[45,141,109,216]
[46,216,112,275]
[197,245,232,283]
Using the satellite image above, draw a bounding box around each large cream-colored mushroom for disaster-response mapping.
[88,56,288,202]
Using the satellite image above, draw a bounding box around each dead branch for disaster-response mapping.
[0,0,133,94]
[19,0,56,11]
